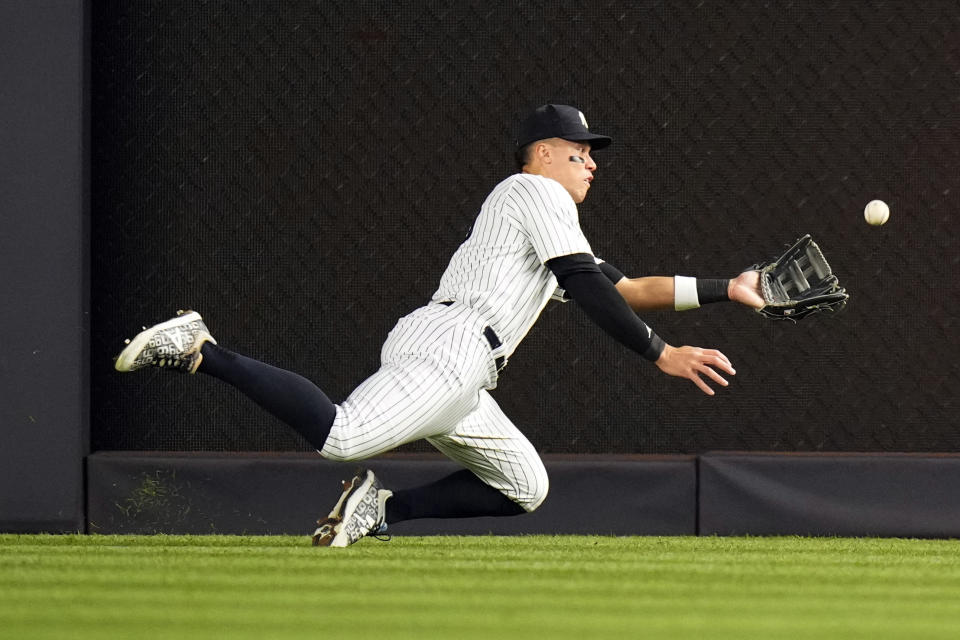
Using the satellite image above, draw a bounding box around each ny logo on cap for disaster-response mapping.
[578,111,589,129]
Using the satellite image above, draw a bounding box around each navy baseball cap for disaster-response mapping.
[516,104,612,150]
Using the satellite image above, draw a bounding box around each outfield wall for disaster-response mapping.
[87,453,960,538]
[4,2,960,536]
[91,1,960,456]
[0,1,88,533]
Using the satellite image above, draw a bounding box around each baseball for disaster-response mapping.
[864,200,889,226]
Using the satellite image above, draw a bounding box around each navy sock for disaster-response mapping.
[385,469,526,523]
[197,343,336,450]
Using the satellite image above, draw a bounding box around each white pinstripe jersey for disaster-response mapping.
[432,173,594,357]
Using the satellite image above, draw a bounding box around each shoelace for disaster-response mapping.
[369,522,391,542]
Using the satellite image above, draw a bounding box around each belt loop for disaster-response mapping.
[483,326,507,373]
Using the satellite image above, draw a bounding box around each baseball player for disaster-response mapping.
[115,104,764,546]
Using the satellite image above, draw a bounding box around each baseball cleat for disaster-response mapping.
[311,472,364,546]
[312,468,392,547]
[114,310,216,374]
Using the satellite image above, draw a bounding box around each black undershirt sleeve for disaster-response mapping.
[547,253,666,362]
[598,260,625,285]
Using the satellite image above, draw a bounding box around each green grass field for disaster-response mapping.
[2,534,960,639]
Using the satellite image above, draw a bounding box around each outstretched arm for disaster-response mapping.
[611,272,764,311]
[547,254,736,396]
[612,276,675,311]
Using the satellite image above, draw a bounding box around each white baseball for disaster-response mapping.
[864,200,889,226]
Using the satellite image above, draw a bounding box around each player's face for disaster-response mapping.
[545,140,596,203]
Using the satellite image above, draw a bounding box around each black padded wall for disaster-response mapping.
[91,1,960,453]
[1,0,88,532]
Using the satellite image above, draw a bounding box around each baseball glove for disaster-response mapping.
[750,234,848,321]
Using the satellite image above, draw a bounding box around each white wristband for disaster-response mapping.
[674,276,700,311]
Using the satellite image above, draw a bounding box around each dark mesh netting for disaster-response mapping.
[91,1,960,453]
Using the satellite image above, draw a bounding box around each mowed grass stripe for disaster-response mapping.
[6,557,960,592]
[2,535,960,640]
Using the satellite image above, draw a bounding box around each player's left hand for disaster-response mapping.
[728,270,764,309]
[654,344,736,396]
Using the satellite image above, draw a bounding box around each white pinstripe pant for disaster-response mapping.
[320,303,549,512]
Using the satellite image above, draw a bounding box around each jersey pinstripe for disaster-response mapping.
[323,302,549,510]
[322,172,592,511]
[432,173,593,356]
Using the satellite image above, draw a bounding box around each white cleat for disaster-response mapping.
[114,310,216,374]
[312,469,392,547]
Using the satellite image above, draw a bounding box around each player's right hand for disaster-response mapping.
[655,345,735,396]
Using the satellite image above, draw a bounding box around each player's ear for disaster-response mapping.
[535,141,553,164]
